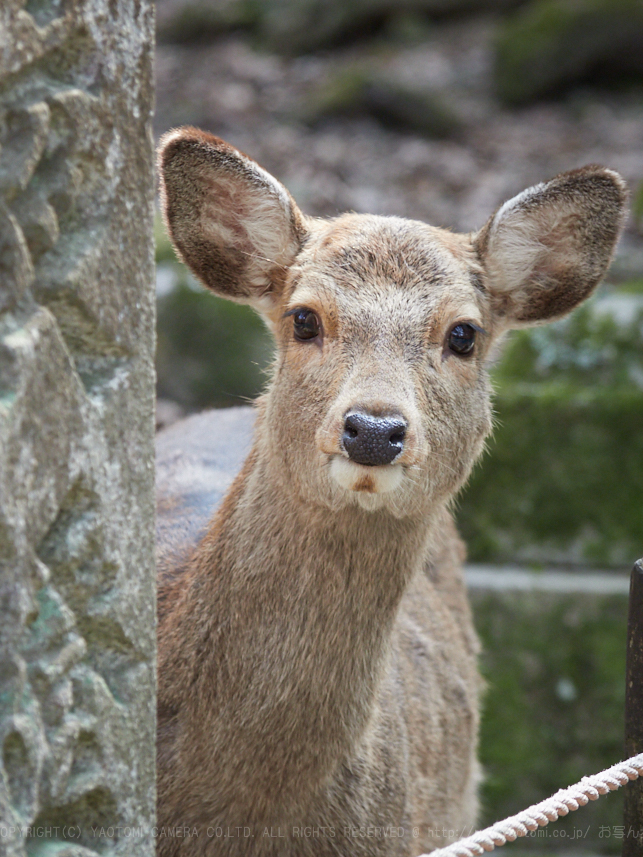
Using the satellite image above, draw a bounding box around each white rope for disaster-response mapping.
[422,753,643,857]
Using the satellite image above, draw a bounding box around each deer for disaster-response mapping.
[155,126,627,857]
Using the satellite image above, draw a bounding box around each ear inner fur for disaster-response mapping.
[158,127,308,304]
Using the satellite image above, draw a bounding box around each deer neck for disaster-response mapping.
[163,429,438,819]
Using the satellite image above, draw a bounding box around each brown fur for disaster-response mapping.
[156,128,627,856]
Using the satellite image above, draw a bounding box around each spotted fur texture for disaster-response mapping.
[156,129,627,857]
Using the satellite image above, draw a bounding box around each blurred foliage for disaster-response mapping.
[158,0,526,53]
[300,63,462,138]
[157,0,643,104]
[495,0,643,105]
[156,0,262,43]
[155,217,274,409]
[472,587,628,852]
[633,182,643,232]
[490,301,643,387]
[458,298,643,565]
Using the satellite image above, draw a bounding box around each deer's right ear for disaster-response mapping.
[158,128,308,306]
[474,165,627,328]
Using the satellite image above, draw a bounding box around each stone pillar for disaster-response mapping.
[0,2,156,855]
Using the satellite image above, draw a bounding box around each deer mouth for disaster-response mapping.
[329,456,404,494]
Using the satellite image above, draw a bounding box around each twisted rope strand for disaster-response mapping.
[423,753,643,857]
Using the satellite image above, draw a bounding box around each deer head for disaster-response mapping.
[158,128,626,519]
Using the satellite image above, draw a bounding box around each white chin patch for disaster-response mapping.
[329,457,404,496]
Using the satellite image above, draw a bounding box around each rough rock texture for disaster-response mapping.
[0,1,156,855]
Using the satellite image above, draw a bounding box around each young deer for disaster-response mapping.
[155,127,626,857]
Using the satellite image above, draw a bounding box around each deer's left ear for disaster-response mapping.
[475,166,628,328]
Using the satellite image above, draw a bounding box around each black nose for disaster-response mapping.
[342,412,407,466]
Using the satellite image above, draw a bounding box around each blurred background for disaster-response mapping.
[152,1,643,851]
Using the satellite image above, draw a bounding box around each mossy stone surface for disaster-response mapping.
[472,585,628,852]
[0,0,157,850]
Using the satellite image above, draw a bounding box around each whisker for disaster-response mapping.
[424,451,460,477]
[236,248,289,271]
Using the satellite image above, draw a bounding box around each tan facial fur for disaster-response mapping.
[156,127,627,857]
[262,214,494,518]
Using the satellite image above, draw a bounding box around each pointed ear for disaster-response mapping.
[475,166,627,327]
[158,128,308,306]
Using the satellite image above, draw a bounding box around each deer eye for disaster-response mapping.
[447,322,476,356]
[293,309,320,341]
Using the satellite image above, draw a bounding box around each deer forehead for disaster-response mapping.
[283,214,487,335]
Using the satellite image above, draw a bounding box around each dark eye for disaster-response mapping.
[447,322,476,356]
[293,309,320,341]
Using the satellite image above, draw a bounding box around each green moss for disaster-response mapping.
[617,278,643,294]
[495,0,575,104]
[301,65,371,122]
[154,214,177,265]
[473,588,628,852]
